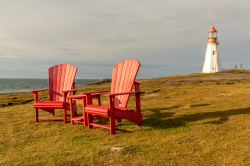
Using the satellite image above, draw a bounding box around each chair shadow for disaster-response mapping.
[147,105,181,111]
[145,106,180,119]
[143,107,250,129]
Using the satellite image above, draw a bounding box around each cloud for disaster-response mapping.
[0,0,250,78]
[0,55,19,59]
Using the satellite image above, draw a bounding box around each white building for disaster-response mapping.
[202,26,221,73]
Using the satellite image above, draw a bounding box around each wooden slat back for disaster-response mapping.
[111,59,140,108]
[48,64,77,101]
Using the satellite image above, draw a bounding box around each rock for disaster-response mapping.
[109,146,125,152]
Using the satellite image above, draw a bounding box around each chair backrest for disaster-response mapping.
[48,64,78,101]
[111,59,140,108]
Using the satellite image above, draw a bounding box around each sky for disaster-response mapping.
[0,0,250,79]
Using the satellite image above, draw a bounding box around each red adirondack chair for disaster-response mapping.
[81,59,142,135]
[28,64,78,123]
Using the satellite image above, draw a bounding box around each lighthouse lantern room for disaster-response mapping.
[202,26,220,73]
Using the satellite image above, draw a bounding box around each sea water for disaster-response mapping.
[0,78,98,93]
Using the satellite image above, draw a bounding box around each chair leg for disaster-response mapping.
[110,116,116,135]
[137,117,142,127]
[35,108,38,122]
[51,109,55,116]
[73,102,78,117]
[87,113,93,129]
[87,113,90,129]
[70,98,74,125]
[83,112,87,126]
[83,107,87,127]
[97,95,101,106]
[63,108,67,124]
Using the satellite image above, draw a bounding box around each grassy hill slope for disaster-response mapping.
[1,70,250,165]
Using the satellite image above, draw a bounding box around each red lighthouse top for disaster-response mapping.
[208,26,217,33]
[208,26,217,43]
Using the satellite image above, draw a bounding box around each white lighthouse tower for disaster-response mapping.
[202,26,220,73]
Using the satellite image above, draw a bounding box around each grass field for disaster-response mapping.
[1,71,250,165]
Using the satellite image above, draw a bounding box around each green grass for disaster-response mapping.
[1,71,250,165]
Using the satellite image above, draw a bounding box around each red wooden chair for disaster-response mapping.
[81,59,142,135]
[28,64,78,123]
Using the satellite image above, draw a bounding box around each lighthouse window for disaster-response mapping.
[213,51,215,55]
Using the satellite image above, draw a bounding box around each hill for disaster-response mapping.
[0,70,250,165]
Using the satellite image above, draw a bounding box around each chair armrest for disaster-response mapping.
[26,89,49,102]
[26,89,49,93]
[79,90,109,105]
[79,90,110,95]
[104,91,141,97]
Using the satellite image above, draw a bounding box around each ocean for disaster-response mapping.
[0,78,98,94]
